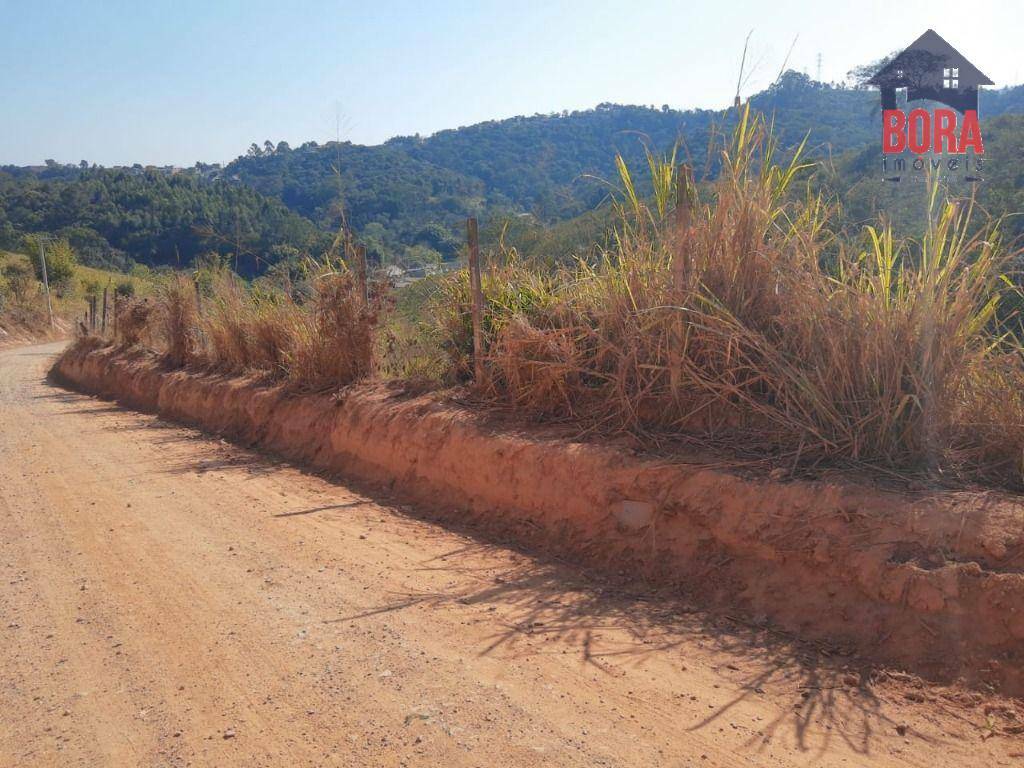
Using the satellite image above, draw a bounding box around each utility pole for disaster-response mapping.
[37,237,54,329]
[816,53,823,82]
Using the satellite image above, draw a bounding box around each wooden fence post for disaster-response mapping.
[466,217,484,384]
[194,277,203,317]
[101,284,109,335]
[355,244,368,304]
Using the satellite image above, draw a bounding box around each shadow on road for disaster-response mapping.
[328,539,940,759]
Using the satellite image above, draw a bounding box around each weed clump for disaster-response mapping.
[124,257,383,391]
[425,107,1024,484]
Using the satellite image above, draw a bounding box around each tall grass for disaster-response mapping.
[121,257,382,391]
[427,105,1024,483]
[105,105,1024,485]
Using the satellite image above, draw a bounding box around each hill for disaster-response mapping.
[226,72,1024,245]
[819,111,1024,241]
[2,74,1022,275]
[0,166,328,276]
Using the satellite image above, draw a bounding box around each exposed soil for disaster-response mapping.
[0,315,67,350]
[52,342,1024,699]
[2,342,1023,767]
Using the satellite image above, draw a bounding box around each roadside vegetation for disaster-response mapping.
[69,107,1024,488]
[0,244,151,343]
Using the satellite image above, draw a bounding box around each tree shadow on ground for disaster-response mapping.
[329,540,955,760]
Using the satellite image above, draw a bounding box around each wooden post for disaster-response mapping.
[466,217,484,384]
[194,277,203,317]
[101,284,109,335]
[355,245,368,303]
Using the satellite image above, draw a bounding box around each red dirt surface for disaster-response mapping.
[2,342,1023,765]
[50,342,1024,702]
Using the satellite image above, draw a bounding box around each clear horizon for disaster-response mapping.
[3,0,1020,167]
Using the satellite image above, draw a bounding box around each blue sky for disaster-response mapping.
[2,0,1019,166]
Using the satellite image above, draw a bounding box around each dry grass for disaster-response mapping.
[82,106,1024,486]
[155,275,199,367]
[426,107,1024,485]
[116,258,382,391]
[114,298,154,347]
[282,272,379,390]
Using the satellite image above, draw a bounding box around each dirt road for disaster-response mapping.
[1,343,1021,767]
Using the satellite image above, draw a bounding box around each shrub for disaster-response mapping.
[26,237,77,295]
[81,278,101,298]
[1,258,36,303]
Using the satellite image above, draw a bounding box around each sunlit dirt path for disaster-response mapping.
[1,342,1020,767]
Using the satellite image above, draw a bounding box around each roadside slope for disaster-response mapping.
[51,342,1024,698]
[1,342,1021,767]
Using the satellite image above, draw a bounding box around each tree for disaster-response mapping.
[1,257,37,303]
[27,237,77,295]
[847,52,898,88]
[402,244,442,271]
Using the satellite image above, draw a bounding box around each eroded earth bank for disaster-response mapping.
[0,341,1021,766]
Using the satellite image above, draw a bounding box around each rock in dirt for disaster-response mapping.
[614,500,655,531]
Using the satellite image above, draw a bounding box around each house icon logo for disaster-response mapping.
[868,29,990,180]
[868,29,993,114]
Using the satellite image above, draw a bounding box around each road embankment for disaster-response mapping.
[52,341,1024,696]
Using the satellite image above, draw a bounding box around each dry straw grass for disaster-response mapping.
[122,256,382,391]
[428,106,1024,485]
[114,298,154,347]
[100,106,1024,486]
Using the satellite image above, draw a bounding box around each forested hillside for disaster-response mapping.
[227,73,1024,243]
[2,73,1022,275]
[819,112,1024,241]
[232,73,888,225]
[221,141,490,262]
[0,167,327,276]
